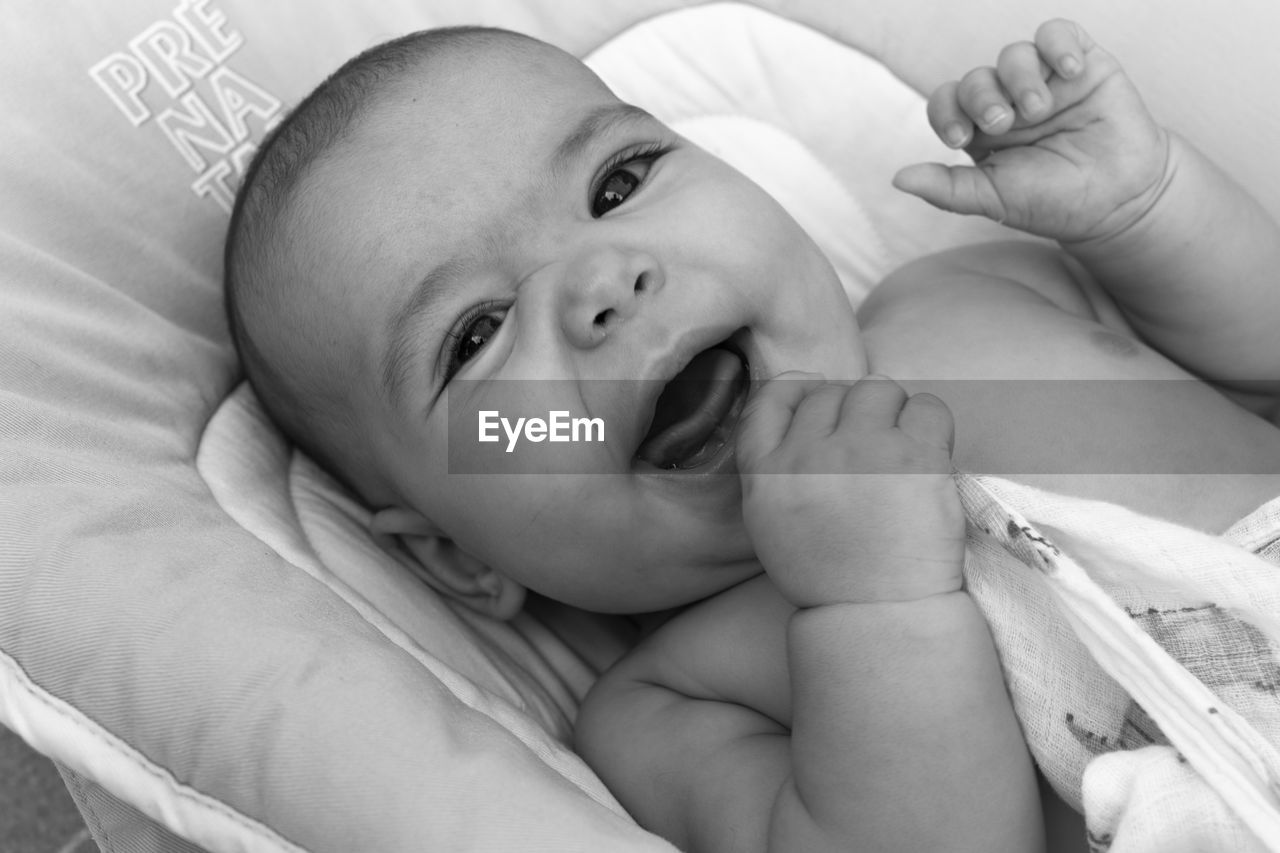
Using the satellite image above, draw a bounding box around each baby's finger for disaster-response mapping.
[896,393,955,456]
[838,374,908,434]
[996,41,1052,122]
[788,383,852,440]
[736,372,824,468]
[1035,18,1091,80]
[892,162,1006,222]
[925,80,973,149]
[957,66,1015,136]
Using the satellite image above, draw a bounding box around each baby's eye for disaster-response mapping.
[592,166,645,217]
[590,144,668,217]
[445,305,507,380]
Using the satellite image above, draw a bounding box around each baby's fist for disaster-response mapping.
[736,374,966,609]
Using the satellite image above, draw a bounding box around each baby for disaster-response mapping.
[224,19,1280,853]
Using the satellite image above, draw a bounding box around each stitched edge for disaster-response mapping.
[0,647,309,853]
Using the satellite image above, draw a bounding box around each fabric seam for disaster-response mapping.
[0,647,308,853]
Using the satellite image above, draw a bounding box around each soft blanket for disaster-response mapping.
[958,473,1280,851]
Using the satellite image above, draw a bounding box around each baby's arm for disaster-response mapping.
[577,376,1043,853]
[738,375,1041,851]
[895,20,1280,397]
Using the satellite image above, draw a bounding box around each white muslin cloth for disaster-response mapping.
[956,473,1280,852]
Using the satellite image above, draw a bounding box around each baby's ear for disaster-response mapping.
[370,507,525,621]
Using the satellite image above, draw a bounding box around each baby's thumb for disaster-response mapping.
[735,372,822,474]
[893,163,1004,221]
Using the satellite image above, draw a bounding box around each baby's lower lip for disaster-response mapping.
[634,433,740,480]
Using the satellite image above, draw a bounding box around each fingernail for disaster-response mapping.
[981,105,1008,128]
[1060,55,1082,77]
[1019,92,1043,117]
[943,123,968,147]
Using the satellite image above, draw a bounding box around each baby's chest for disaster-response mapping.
[864,276,1280,530]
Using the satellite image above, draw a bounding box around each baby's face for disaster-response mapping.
[298,37,865,612]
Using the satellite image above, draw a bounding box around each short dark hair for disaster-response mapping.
[223,26,533,496]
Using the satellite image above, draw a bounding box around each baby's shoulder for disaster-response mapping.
[857,240,1142,381]
[859,240,1130,332]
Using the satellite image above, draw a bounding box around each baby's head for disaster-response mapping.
[225,25,865,616]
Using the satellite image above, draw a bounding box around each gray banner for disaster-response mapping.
[445,378,1280,475]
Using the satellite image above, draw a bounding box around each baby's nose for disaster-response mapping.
[559,249,662,348]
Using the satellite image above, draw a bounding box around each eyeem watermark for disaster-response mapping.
[447,378,1280,475]
[478,410,604,453]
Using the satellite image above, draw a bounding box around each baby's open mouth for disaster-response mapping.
[635,339,749,470]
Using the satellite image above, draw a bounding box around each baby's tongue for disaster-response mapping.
[636,347,743,469]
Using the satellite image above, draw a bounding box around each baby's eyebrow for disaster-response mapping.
[550,102,654,176]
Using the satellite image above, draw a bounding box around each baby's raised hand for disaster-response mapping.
[736,374,965,610]
[894,19,1168,244]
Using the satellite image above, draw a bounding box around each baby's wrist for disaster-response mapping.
[768,532,966,610]
[788,591,984,651]
[791,587,972,616]
[1060,127,1179,258]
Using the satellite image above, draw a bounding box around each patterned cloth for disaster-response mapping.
[956,473,1280,852]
